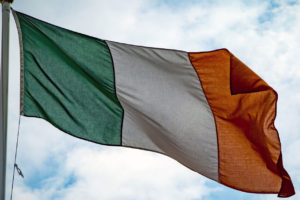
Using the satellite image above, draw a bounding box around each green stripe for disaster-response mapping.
[15,11,123,145]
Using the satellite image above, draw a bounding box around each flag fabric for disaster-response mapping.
[12,10,294,197]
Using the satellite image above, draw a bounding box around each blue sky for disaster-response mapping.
[1,0,300,199]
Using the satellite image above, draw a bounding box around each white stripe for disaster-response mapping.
[107,41,218,181]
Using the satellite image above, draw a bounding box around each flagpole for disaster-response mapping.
[1,1,12,199]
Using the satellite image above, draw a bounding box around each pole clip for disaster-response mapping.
[14,164,24,178]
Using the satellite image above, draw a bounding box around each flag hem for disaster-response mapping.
[11,8,24,115]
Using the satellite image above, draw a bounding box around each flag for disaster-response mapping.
[12,10,294,197]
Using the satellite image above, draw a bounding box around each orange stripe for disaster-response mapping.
[189,49,294,197]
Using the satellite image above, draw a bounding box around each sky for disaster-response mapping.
[0,0,300,199]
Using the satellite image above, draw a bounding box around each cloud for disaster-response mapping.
[61,147,215,200]
[12,146,217,200]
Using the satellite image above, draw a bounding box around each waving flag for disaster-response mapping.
[12,10,294,197]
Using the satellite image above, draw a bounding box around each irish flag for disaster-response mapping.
[12,10,294,197]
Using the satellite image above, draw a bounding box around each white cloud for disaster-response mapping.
[60,147,215,200]
[12,146,216,200]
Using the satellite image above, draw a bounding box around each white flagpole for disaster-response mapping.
[1,1,12,199]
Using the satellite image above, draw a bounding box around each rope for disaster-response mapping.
[10,116,23,200]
